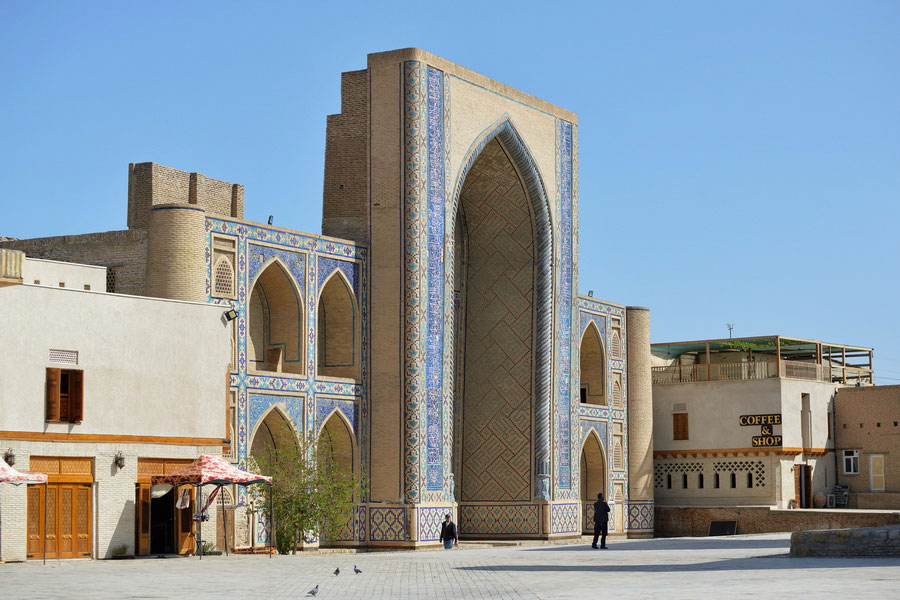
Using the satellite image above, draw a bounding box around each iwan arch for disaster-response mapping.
[0,48,654,550]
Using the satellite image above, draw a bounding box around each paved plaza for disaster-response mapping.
[4,533,900,599]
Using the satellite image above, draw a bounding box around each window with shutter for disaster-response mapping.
[46,368,61,421]
[45,368,84,423]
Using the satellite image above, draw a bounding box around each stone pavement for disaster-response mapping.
[3,533,900,599]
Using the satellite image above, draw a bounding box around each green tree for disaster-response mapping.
[251,428,362,554]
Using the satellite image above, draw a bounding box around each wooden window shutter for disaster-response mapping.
[673,413,689,440]
[69,370,84,423]
[46,368,61,421]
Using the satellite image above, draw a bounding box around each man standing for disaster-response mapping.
[592,492,610,549]
[439,513,459,550]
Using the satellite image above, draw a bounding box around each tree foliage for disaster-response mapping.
[251,428,361,554]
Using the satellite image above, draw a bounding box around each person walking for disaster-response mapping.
[439,513,458,550]
[592,492,610,549]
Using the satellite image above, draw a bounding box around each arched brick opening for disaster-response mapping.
[580,322,607,406]
[248,260,304,375]
[317,271,359,379]
[581,430,607,533]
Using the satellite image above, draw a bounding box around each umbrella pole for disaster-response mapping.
[269,485,274,559]
[197,484,202,560]
[43,482,47,565]
[221,485,228,556]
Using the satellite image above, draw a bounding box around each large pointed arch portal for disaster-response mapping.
[447,119,553,503]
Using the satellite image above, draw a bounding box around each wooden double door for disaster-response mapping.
[27,484,92,559]
[135,484,195,555]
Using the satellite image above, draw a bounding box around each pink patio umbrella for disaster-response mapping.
[0,456,49,564]
[150,455,273,558]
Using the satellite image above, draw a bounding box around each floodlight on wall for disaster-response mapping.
[224,309,238,322]
[3,448,15,466]
[267,215,274,225]
[114,451,126,469]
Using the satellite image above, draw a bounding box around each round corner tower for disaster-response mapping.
[146,203,207,302]
[625,306,654,537]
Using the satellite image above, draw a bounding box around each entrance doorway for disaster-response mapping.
[26,483,92,559]
[135,484,195,555]
[794,464,812,508]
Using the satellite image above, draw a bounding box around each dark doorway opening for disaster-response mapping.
[150,489,176,554]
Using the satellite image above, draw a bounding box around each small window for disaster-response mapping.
[843,450,859,475]
[714,473,720,489]
[894,422,898,427]
[106,268,116,293]
[860,423,864,428]
[827,413,832,440]
[842,423,847,429]
[214,258,235,297]
[580,387,587,404]
[876,422,881,427]
[673,413,689,441]
[747,472,753,488]
[698,473,704,489]
[682,474,688,489]
[45,368,84,423]
[667,474,672,489]
[730,473,736,488]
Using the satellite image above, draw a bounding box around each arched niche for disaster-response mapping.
[317,409,355,480]
[248,260,304,375]
[580,430,607,533]
[580,322,607,406]
[449,121,552,503]
[250,406,299,463]
[317,270,359,380]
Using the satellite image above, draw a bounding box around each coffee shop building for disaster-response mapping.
[650,335,873,509]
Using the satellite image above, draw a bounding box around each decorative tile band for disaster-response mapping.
[627,501,654,531]
[317,256,359,294]
[418,506,454,541]
[556,119,574,490]
[550,502,580,534]
[369,506,408,542]
[425,65,445,492]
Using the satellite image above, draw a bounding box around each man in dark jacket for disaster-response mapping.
[592,493,610,549]
[439,513,458,549]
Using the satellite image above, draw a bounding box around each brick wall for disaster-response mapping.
[835,385,900,494]
[128,162,243,229]
[655,505,900,537]
[321,69,369,245]
[0,230,147,295]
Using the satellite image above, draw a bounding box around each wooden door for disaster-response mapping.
[27,484,92,559]
[175,486,195,554]
[135,484,151,555]
[793,465,812,508]
[870,455,885,491]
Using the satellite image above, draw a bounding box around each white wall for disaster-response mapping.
[0,284,230,438]
[23,257,106,291]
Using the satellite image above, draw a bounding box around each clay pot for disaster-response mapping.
[813,491,827,508]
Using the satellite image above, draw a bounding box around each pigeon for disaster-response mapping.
[306,585,319,597]
[353,565,362,574]
[334,566,340,576]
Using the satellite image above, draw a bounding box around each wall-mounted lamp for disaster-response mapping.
[267,215,274,225]
[223,309,238,322]
[3,448,15,466]
[588,290,594,297]
[114,451,126,469]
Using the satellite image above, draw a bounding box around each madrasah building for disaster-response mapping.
[0,48,655,557]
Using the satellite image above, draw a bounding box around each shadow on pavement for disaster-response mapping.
[457,555,900,574]
[523,537,790,552]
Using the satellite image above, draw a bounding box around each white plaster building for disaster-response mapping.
[0,250,230,561]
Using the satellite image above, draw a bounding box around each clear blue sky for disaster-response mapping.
[2,1,898,382]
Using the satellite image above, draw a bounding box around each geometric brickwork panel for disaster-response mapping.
[417,506,455,542]
[713,460,766,487]
[550,503,580,534]
[628,502,654,531]
[458,503,540,536]
[369,507,407,542]
[458,138,534,502]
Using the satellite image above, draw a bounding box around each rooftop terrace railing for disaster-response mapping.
[651,360,872,385]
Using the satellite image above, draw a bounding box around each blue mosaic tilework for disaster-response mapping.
[579,405,610,420]
[316,397,358,433]
[355,505,367,542]
[248,394,304,439]
[425,65,445,492]
[317,256,359,294]
[628,501,654,531]
[556,119,574,490]
[248,243,306,289]
[580,420,608,455]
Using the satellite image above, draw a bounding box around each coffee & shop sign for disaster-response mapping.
[739,413,782,447]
